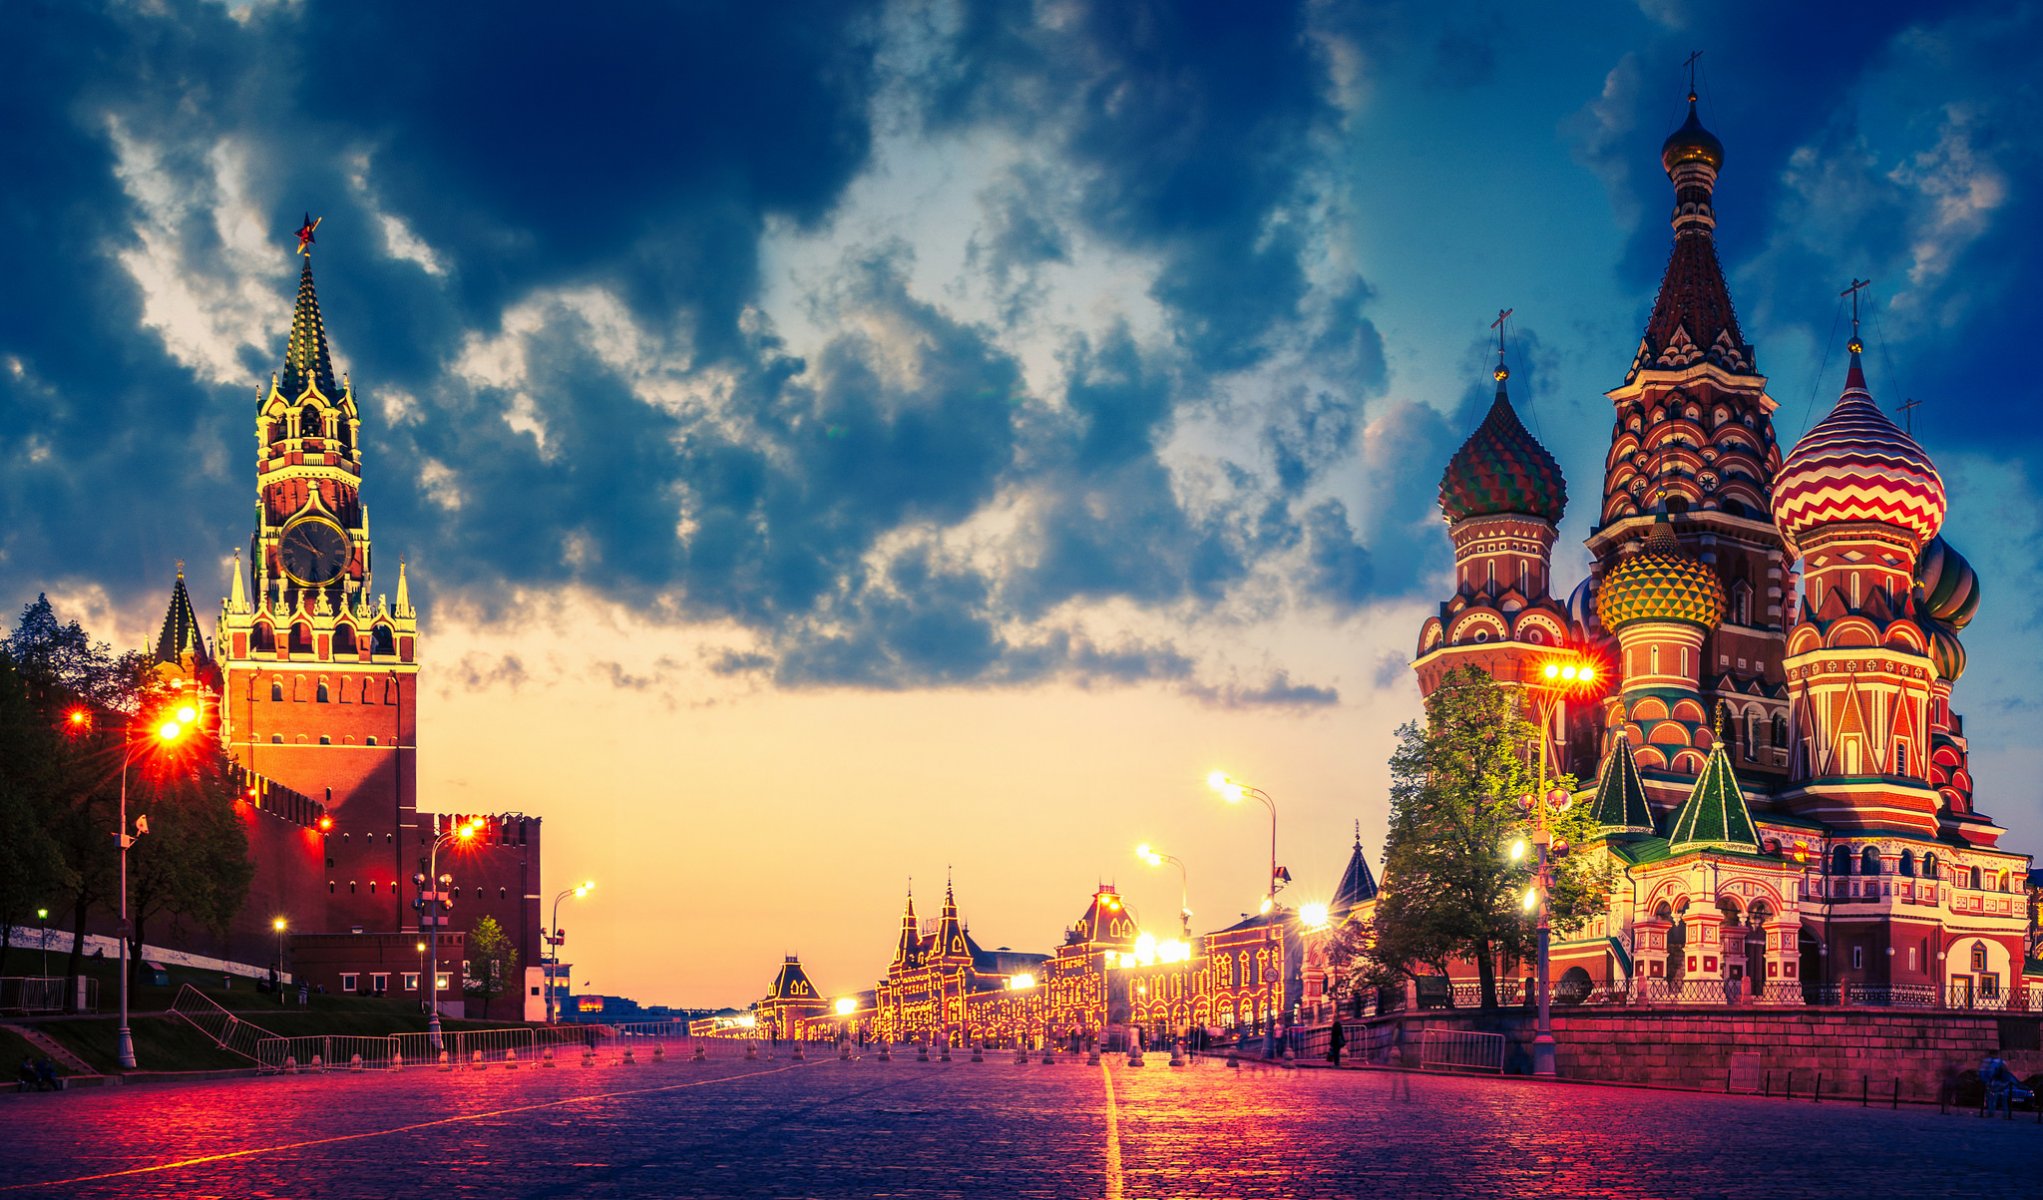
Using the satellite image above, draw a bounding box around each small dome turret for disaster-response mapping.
[1915,535,1980,631]
[1596,519,1726,631]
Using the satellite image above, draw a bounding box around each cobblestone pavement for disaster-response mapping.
[2,1049,2039,1198]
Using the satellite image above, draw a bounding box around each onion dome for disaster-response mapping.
[1772,345,1946,548]
[1927,624,1967,683]
[1661,93,1725,175]
[1595,518,1727,631]
[1914,535,1980,631]
[1438,368,1568,524]
[1567,575,1613,647]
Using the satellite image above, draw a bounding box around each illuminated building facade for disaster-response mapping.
[1411,91,2033,1006]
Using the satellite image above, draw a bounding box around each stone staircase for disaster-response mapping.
[2,1021,99,1081]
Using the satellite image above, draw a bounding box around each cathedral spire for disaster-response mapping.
[153,563,207,668]
[278,249,338,401]
[227,548,250,615]
[1630,74,1750,382]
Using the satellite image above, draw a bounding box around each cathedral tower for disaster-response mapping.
[217,232,420,933]
[1771,338,1949,838]
[1581,91,1791,787]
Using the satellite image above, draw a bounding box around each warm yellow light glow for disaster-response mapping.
[457,823,477,840]
[67,708,90,727]
[1542,663,1560,680]
[1158,939,1192,964]
[272,917,287,932]
[1579,666,1596,683]
[416,941,426,952]
[834,997,857,1016]
[1522,888,1539,912]
[1223,783,1245,804]
[1009,972,1037,990]
[157,720,184,742]
[1258,897,1274,914]
[1561,664,1578,681]
[1206,769,1230,791]
[1132,931,1159,966]
[175,704,199,725]
[582,880,596,891]
[1509,838,1527,862]
[1300,901,1330,930]
[1136,843,1163,866]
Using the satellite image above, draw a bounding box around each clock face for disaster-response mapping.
[280,519,351,586]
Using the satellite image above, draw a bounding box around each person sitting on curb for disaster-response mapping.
[33,1057,59,1092]
[15,1057,36,1093]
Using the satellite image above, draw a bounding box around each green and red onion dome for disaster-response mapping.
[1915,535,1980,632]
[1772,351,1946,549]
[1438,373,1568,524]
[1927,624,1967,683]
[1596,519,1726,631]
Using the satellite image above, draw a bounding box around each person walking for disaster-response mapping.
[1328,1018,1346,1067]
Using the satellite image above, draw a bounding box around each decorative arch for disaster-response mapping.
[1822,617,1882,650]
[1447,610,1509,646]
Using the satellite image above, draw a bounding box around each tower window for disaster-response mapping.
[367,736,378,746]
[350,880,357,894]
[1860,847,1881,876]
[328,881,335,894]
[271,734,283,744]
[271,681,284,702]
[316,680,330,703]
[319,735,331,745]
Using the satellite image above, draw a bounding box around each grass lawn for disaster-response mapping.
[0,1027,70,1082]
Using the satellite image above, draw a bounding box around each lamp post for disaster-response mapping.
[1209,771,1281,1057]
[415,940,427,1013]
[273,917,288,1005]
[79,698,196,1071]
[546,880,595,1025]
[1136,844,1192,939]
[36,908,49,981]
[421,820,478,1047]
[1522,653,1600,1077]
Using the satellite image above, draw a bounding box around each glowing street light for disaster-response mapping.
[1522,650,1604,1078]
[420,818,483,1047]
[834,996,857,1016]
[1208,770,1284,1059]
[545,879,597,1024]
[1299,902,1330,931]
[1135,843,1193,938]
[273,917,289,1005]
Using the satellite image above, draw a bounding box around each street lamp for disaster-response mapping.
[545,880,595,1025]
[1136,844,1192,938]
[1522,651,1601,1077]
[75,699,196,1070]
[36,908,49,981]
[1209,770,1283,1058]
[420,820,478,1048]
[273,917,288,1005]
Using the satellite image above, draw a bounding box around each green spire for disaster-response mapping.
[278,257,337,400]
[1666,726,1759,853]
[1589,734,1655,835]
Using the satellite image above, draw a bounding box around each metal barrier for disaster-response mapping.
[170,984,277,1062]
[1419,1029,1505,1074]
[0,977,91,1015]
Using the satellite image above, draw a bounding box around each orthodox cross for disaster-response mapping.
[1491,307,1513,378]
[1898,396,1923,436]
[1840,277,1871,348]
[1683,50,1702,96]
[295,213,322,257]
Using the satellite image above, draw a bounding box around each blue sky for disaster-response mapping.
[3,1,2039,1003]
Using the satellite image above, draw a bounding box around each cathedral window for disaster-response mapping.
[317,680,330,703]
[291,624,314,654]
[1894,740,1910,775]
[334,625,355,655]
[1971,944,1987,971]
[1860,847,1881,876]
[271,680,284,702]
[1772,715,1788,749]
[1922,853,1938,881]
[1969,866,1981,890]
[1829,846,1851,876]
[300,405,322,439]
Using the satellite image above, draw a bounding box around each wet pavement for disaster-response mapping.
[2,1046,2038,1198]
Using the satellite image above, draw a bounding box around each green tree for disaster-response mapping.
[1368,666,1607,1009]
[0,653,76,979]
[466,915,519,1020]
[126,744,253,982]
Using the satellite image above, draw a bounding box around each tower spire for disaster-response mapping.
[1631,67,1749,381]
[1490,307,1514,397]
[279,221,338,400]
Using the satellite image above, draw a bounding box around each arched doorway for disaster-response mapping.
[1717,896,1746,1001]
[1746,901,1773,999]
[1798,927,1825,1004]
[1667,899,1690,990]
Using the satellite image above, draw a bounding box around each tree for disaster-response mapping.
[0,653,75,979]
[1367,666,1607,1009]
[126,744,253,982]
[466,915,519,1020]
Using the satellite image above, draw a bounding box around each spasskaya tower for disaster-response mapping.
[216,218,420,934]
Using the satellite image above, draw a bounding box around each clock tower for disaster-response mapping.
[216,233,420,934]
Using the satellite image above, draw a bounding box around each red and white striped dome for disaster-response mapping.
[1771,350,1945,549]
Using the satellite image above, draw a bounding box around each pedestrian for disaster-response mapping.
[16,1057,35,1092]
[1981,1054,2019,1115]
[34,1057,58,1092]
[1328,1018,1346,1067]
[298,981,309,1007]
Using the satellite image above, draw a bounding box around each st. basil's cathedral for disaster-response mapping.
[1415,91,2031,1005]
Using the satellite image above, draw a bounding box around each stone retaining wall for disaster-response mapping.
[1355,1008,2043,1100]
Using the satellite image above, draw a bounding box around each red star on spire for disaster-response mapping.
[295,213,322,257]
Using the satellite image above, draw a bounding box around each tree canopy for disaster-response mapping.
[1362,666,1608,1008]
[466,914,520,1020]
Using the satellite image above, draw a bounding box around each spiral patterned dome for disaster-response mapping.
[1567,575,1613,647]
[1927,624,1967,683]
[1596,519,1727,632]
[1915,535,1980,632]
[1661,95,1725,175]
[1772,352,1946,549]
[1439,377,1568,524]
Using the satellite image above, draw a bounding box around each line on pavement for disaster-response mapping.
[2,1061,809,1192]
[1100,1060,1123,1200]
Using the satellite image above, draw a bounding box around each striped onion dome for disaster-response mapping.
[1927,624,1967,683]
[1596,518,1726,632]
[1915,535,1980,632]
[1772,348,1946,549]
[1438,372,1568,524]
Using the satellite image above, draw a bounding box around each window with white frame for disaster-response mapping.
[340,973,359,993]
[370,973,389,994]
[403,972,420,992]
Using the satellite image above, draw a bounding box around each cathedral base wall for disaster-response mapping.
[1356,1008,2040,1097]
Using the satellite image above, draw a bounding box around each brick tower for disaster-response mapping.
[216,236,420,935]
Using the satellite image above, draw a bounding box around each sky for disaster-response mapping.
[3,0,2041,1008]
